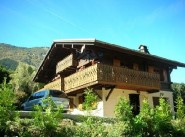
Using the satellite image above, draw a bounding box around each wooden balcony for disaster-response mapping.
[56,54,77,74]
[64,64,160,93]
[44,78,63,91]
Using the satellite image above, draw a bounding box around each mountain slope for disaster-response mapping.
[0,43,49,70]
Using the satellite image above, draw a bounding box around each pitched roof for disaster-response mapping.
[33,38,185,83]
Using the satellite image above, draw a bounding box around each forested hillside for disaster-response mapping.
[0,43,49,70]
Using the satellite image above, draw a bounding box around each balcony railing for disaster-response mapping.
[56,54,77,74]
[64,64,98,92]
[64,64,160,93]
[44,78,62,91]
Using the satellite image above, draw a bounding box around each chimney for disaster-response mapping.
[139,45,150,54]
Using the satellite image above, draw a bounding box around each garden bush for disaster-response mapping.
[0,80,18,136]
[171,95,185,137]
[1,85,185,137]
[83,88,97,111]
[28,97,64,137]
[153,98,174,136]
[133,99,155,136]
[114,96,185,137]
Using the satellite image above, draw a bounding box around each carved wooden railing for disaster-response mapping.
[64,64,160,92]
[44,78,63,91]
[64,64,98,91]
[97,64,160,89]
[56,54,77,74]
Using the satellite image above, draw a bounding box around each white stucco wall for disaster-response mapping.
[148,90,174,113]
[102,88,139,117]
[102,88,174,117]
[69,88,174,117]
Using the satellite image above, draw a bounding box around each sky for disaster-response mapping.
[0,0,185,83]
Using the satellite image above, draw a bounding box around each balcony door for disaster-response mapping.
[129,94,140,115]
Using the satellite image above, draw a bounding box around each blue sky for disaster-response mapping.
[0,0,185,83]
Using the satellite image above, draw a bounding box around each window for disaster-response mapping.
[153,97,168,107]
[35,91,45,99]
[49,90,67,98]
[29,95,35,101]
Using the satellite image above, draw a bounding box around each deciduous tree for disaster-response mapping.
[0,65,11,84]
[10,62,43,108]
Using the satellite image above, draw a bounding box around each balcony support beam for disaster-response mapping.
[94,90,102,100]
[106,86,115,101]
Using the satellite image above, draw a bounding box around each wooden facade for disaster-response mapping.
[34,39,185,95]
[44,78,63,91]
[56,54,77,74]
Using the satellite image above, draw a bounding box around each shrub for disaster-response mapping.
[29,97,64,137]
[172,95,185,136]
[114,97,133,122]
[176,95,185,119]
[6,118,33,137]
[74,116,107,137]
[56,125,76,137]
[133,99,155,136]
[153,98,174,136]
[0,80,18,136]
[73,88,106,136]
[83,88,97,111]
[114,97,134,136]
[106,121,130,137]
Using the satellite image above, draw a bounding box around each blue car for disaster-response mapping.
[21,89,69,111]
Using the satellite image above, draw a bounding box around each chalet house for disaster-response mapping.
[33,39,185,117]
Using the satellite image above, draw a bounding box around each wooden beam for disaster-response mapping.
[62,44,72,49]
[72,44,83,50]
[93,90,102,100]
[106,86,115,101]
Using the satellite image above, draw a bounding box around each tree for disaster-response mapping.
[0,80,17,135]
[10,62,43,108]
[0,65,11,84]
[172,83,185,111]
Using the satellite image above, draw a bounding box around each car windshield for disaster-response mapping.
[49,90,67,98]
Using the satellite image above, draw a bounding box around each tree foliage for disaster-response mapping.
[114,97,133,122]
[0,65,11,84]
[10,62,43,108]
[176,95,185,119]
[83,88,97,111]
[0,80,17,135]
[172,83,185,102]
[172,83,185,112]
